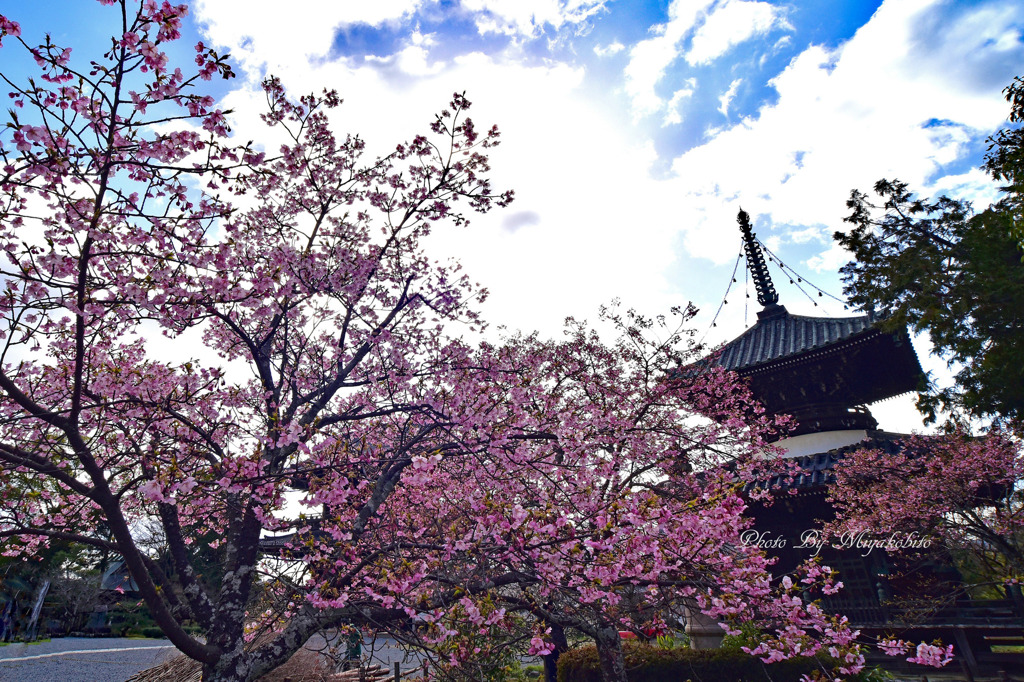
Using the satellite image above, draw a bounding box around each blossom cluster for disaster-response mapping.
[0,3,970,681]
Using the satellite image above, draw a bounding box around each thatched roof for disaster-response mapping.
[127,650,417,682]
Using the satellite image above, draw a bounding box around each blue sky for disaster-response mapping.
[5,0,1024,430]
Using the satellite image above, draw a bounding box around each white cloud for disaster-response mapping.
[805,242,847,273]
[409,30,437,48]
[461,0,609,37]
[190,0,1023,349]
[623,0,715,120]
[788,226,823,244]
[194,0,423,78]
[686,0,781,66]
[668,0,1022,267]
[472,16,512,37]
[623,0,783,121]
[203,35,684,341]
[717,78,742,116]
[926,167,1002,208]
[594,41,625,56]
[663,81,697,125]
[365,45,447,76]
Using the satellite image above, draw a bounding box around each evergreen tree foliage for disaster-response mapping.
[836,77,1024,431]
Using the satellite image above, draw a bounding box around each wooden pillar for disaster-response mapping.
[953,627,978,680]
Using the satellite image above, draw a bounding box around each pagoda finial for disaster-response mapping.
[737,209,779,307]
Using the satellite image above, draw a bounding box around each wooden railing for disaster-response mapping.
[832,598,1024,628]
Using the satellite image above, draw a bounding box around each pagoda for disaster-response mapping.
[694,210,1023,675]
[716,209,922,447]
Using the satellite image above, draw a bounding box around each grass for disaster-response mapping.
[523,663,544,679]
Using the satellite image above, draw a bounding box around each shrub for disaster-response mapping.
[556,642,841,682]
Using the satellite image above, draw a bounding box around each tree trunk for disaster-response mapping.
[543,621,570,682]
[201,661,249,682]
[201,646,252,682]
[594,626,628,682]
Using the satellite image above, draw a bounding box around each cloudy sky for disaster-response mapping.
[9,0,1024,430]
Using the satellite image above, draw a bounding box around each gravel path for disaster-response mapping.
[305,631,427,672]
[0,634,422,681]
[0,637,178,682]
[0,633,432,681]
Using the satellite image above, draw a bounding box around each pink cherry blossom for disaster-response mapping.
[0,3,955,682]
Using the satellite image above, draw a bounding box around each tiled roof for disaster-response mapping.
[749,432,904,493]
[101,559,140,592]
[715,305,878,373]
[745,449,842,494]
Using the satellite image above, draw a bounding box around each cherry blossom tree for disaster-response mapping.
[331,309,873,682]
[0,2,508,679]
[828,432,1024,594]
[823,432,1024,670]
[0,3,951,682]
[259,299,879,682]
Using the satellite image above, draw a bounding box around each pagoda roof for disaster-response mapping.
[692,210,924,433]
[715,304,878,374]
[703,303,923,426]
[746,430,905,494]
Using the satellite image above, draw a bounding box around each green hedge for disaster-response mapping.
[556,643,840,682]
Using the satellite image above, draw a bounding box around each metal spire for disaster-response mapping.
[737,209,779,308]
